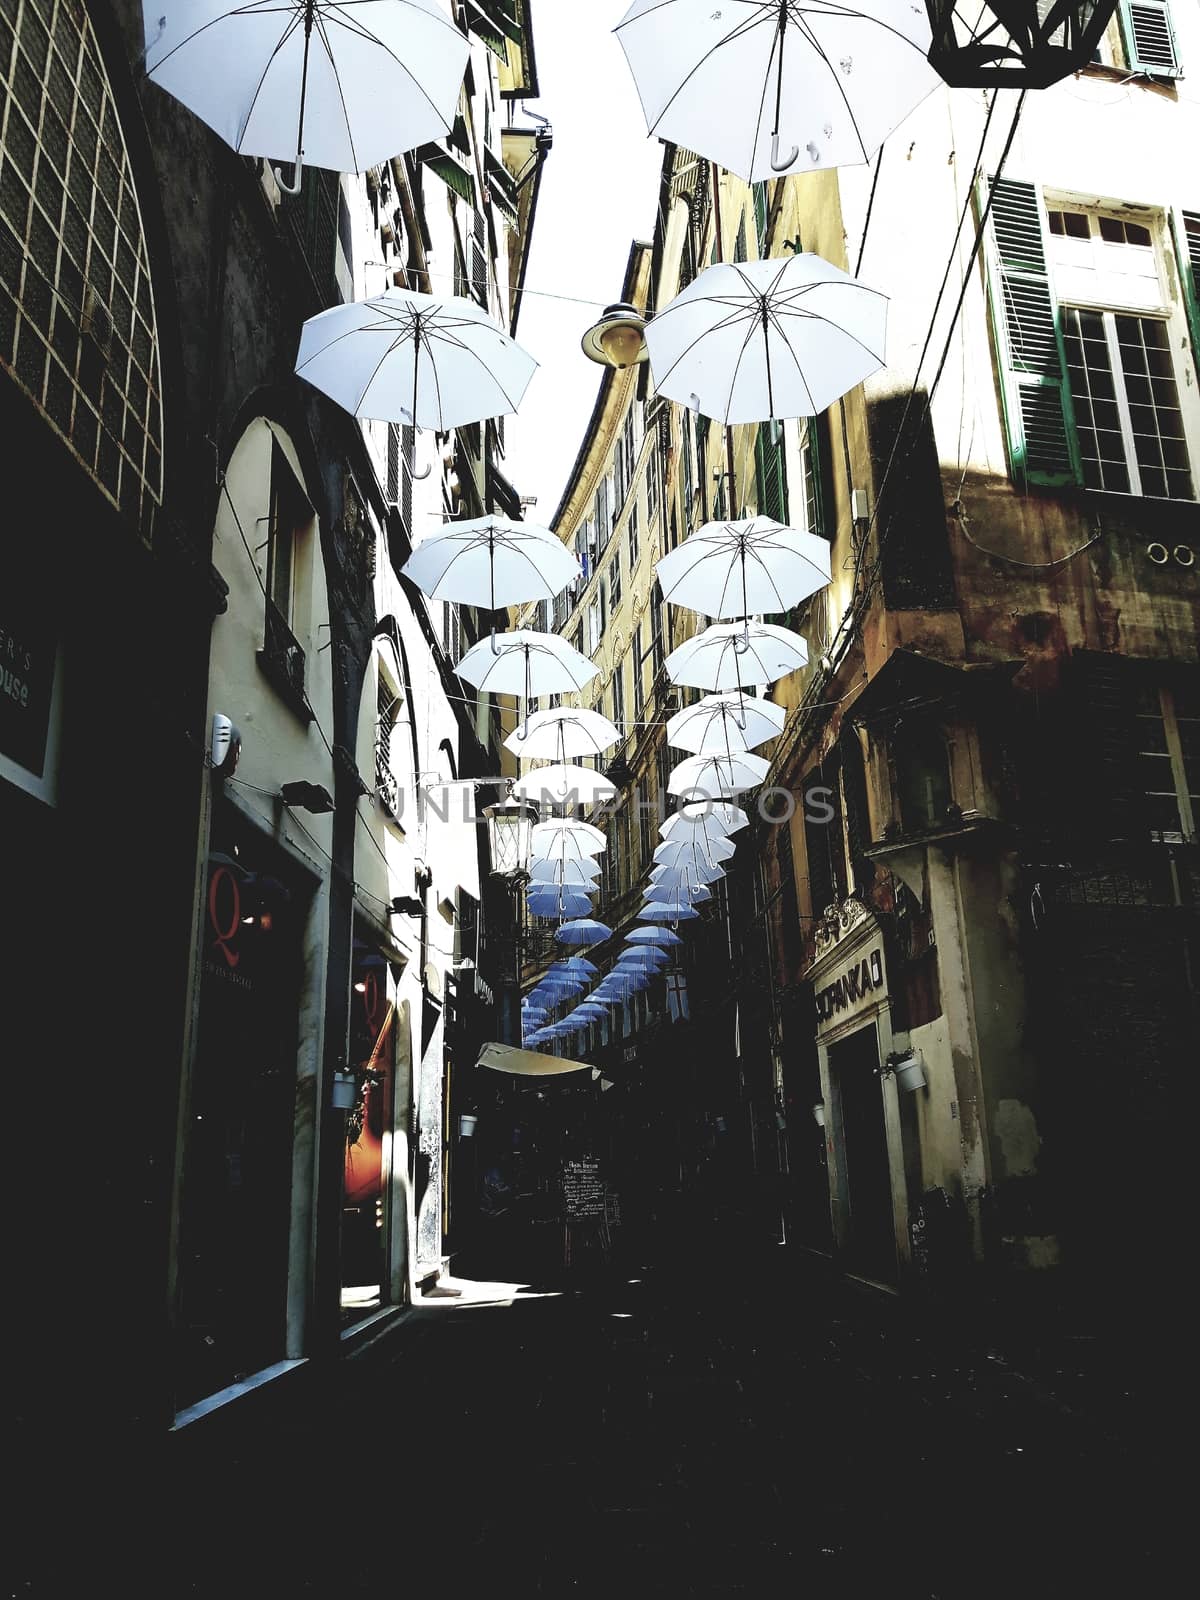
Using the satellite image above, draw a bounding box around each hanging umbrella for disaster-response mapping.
[478,1043,591,1077]
[617,946,669,965]
[650,866,725,896]
[511,765,618,808]
[297,288,537,428]
[549,957,600,978]
[526,888,594,920]
[528,857,602,885]
[504,706,621,761]
[661,801,750,838]
[402,517,580,612]
[555,920,614,948]
[656,518,831,622]
[456,630,598,699]
[145,1,470,193]
[654,834,736,868]
[644,256,887,426]
[615,0,936,182]
[626,926,684,948]
[646,877,713,902]
[665,621,808,691]
[531,819,607,856]
[666,691,785,755]
[669,752,770,799]
[640,901,701,922]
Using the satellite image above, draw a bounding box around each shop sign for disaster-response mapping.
[814,944,885,1030]
[0,574,56,778]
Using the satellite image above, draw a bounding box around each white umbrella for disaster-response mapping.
[528,857,602,885]
[456,630,598,698]
[654,834,736,868]
[526,889,594,920]
[669,752,770,799]
[478,1043,591,1077]
[614,0,937,182]
[296,288,537,429]
[646,878,713,903]
[664,621,808,691]
[555,920,614,948]
[641,901,701,922]
[504,706,621,761]
[402,517,580,610]
[511,765,618,808]
[667,691,785,755]
[644,256,887,425]
[661,801,750,837]
[626,926,684,948]
[531,819,607,856]
[650,865,725,894]
[145,1,469,193]
[655,518,831,621]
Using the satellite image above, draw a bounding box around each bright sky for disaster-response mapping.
[503,2,663,525]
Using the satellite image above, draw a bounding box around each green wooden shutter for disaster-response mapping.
[982,177,1080,489]
[1119,1,1182,76]
[1170,210,1200,364]
[753,182,769,255]
[754,424,789,523]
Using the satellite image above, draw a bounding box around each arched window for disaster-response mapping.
[0,0,164,533]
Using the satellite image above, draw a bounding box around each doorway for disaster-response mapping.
[831,1023,898,1285]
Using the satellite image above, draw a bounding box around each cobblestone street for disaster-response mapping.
[30,1233,1177,1599]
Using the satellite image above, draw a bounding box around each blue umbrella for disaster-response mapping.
[626,926,683,947]
[555,918,613,948]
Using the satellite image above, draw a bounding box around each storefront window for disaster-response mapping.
[341,937,399,1319]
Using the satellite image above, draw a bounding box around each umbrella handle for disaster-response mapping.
[769,133,799,173]
[274,0,314,197]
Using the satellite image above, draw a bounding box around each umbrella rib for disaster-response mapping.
[767,295,885,371]
[147,2,290,75]
[355,327,421,417]
[745,13,778,179]
[636,8,774,136]
[232,9,303,153]
[793,15,871,164]
[322,0,457,140]
[420,324,526,414]
[311,9,360,174]
[719,306,764,429]
[761,300,820,413]
[649,304,758,398]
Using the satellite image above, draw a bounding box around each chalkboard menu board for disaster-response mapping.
[562,1158,605,1218]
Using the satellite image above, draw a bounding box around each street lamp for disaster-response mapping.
[923,0,1120,87]
[581,302,649,369]
[483,796,537,877]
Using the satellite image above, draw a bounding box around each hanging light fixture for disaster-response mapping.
[483,796,538,877]
[923,0,1120,87]
[581,302,649,368]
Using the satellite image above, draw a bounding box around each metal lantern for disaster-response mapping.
[484,797,537,877]
[924,0,1120,87]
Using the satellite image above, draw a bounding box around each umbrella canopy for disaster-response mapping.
[667,691,785,755]
[626,926,684,947]
[644,256,887,426]
[618,945,669,964]
[456,630,598,697]
[526,889,594,920]
[656,518,831,621]
[555,919,614,948]
[531,818,607,856]
[669,751,770,799]
[401,517,580,610]
[650,867,724,896]
[664,621,808,691]
[297,288,536,428]
[528,857,603,885]
[614,0,936,183]
[640,901,701,922]
[145,1,469,185]
[549,957,600,978]
[661,800,750,837]
[504,706,621,760]
[478,1042,591,1076]
[511,764,618,808]
[654,834,736,868]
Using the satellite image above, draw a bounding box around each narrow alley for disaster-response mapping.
[39,1231,1178,1599]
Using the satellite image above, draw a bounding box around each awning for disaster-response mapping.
[847,648,1022,729]
[476,1042,592,1076]
[465,0,522,58]
[415,130,475,206]
[484,146,520,226]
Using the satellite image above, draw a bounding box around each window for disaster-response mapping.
[570,623,583,658]
[608,552,622,610]
[895,720,953,834]
[753,181,770,255]
[443,602,462,665]
[1136,683,1198,843]
[633,624,646,719]
[646,424,662,528]
[376,674,404,825]
[611,660,625,732]
[650,587,665,675]
[983,179,1197,497]
[628,502,639,572]
[0,0,164,533]
[1117,1,1182,77]
[587,596,603,656]
[595,474,612,551]
[1062,309,1192,498]
[796,419,826,536]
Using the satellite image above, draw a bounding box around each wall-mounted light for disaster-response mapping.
[581,302,649,369]
[812,1102,826,1127]
[484,796,537,877]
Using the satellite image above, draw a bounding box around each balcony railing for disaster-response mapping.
[257,600,311,722]
[375,739,403,824]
